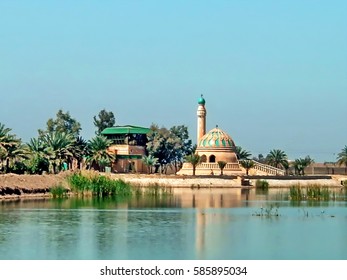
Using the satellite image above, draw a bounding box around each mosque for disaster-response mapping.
[177,95,243,176]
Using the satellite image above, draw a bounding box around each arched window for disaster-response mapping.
[200,155,207,163]
[209,155,216,163]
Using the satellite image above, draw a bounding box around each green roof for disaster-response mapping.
[101,125,150,135]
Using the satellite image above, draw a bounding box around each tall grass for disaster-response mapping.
[289,184,332,201]
[50,184,68,199]
[255,179,269,190]
[67,172,132,198]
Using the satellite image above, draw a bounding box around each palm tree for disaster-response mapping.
[142,155,158,174]
[217,161,227,176]
[69,136,88,169]
[240,159,255,175]
[3,141,28,172]
[86,135,114,171]
[235,146,251,161]
[184,154,201,176]
[0,123,24,173]
[42,131,75,173]
[266,149,288,170]
[26,137,50,174]
[337,145,347,174]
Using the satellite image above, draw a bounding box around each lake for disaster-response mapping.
[1,188,346,260]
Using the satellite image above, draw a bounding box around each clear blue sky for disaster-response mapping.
[1,0,346,162]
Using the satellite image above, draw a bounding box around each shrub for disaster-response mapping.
[50,184,68,199]
[255,179,269,190]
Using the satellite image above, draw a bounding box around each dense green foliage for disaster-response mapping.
[142,155,158,174]
[289,185,332,201]
[50,184,69,198]
[293,156,314,175]
[93,109,116,135]
[184,154,201,176]
[255,179,269,190]
[240,159,254,175]
[67,172,132,197]
[38,110,81,138]
[235,146,251,161]
[146,124,193,173]
[266,149,288,170]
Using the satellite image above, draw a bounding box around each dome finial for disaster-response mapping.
[216,124,218,128]
[198,94,206,105]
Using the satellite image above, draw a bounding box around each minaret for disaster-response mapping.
[197,95,206,144]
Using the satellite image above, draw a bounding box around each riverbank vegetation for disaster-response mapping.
[288,184,345,201]
[1,111,347,177]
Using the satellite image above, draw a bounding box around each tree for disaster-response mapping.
[266,149,288,170]
[42,131,75,173]
[39,110,81,138]
[293,156,314,175]
[142,155,158,174]
[217,161,227,176]
[146,124,193,173]
[25,137,50,174]
[184,154,201,176]
[235,146,251,161]
[70,136,88,169]
[0,123,24,173]
[337,145,347,174]
[93,109,115,135]
[86,135,114,171]
[240,159,255,175]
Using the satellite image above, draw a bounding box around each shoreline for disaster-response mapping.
[0,172,345,200]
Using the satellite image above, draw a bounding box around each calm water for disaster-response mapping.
[1,188,346,260]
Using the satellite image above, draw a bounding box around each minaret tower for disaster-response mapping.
[197,95,206,144]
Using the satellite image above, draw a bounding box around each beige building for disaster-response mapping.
[178,96,243,176]
[102,125,150,173]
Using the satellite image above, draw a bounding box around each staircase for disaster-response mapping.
[251,160,285,176]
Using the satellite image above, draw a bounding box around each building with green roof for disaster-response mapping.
[101,125,150,173]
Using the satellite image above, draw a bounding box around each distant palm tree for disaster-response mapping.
[3,142,28,172]
[70,136,88,169]
[235,146,251,161]
[337,145,347,174]
[266,149,288,170]
[217,161,227,176]
[43,132,75,173]
[185,154,201,176]
[142,155,158,174]
[86,135,114,171]
[240,159,255,175]
[293,156,314,175]
[0,123,23,173]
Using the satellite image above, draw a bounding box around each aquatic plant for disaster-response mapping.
[50,184,68,199]
[253,204,279,217]
[289,184,333,201]
[255,179,269,190]
[67,172,131,198]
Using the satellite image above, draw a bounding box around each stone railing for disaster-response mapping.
[252,160,285,176]
[197,163,240,170]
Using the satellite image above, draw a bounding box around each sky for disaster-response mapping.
[0,0,346,162]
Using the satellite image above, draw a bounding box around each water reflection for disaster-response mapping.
[0,188,346,259]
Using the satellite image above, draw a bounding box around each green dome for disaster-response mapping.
[198,95,206,105]
[198,127,235,148]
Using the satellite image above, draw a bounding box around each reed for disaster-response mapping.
[67,172,132,198]
[253,204,279,217]
[50,184,68,199]
[255,179,269,190]
[289,184,332,201]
